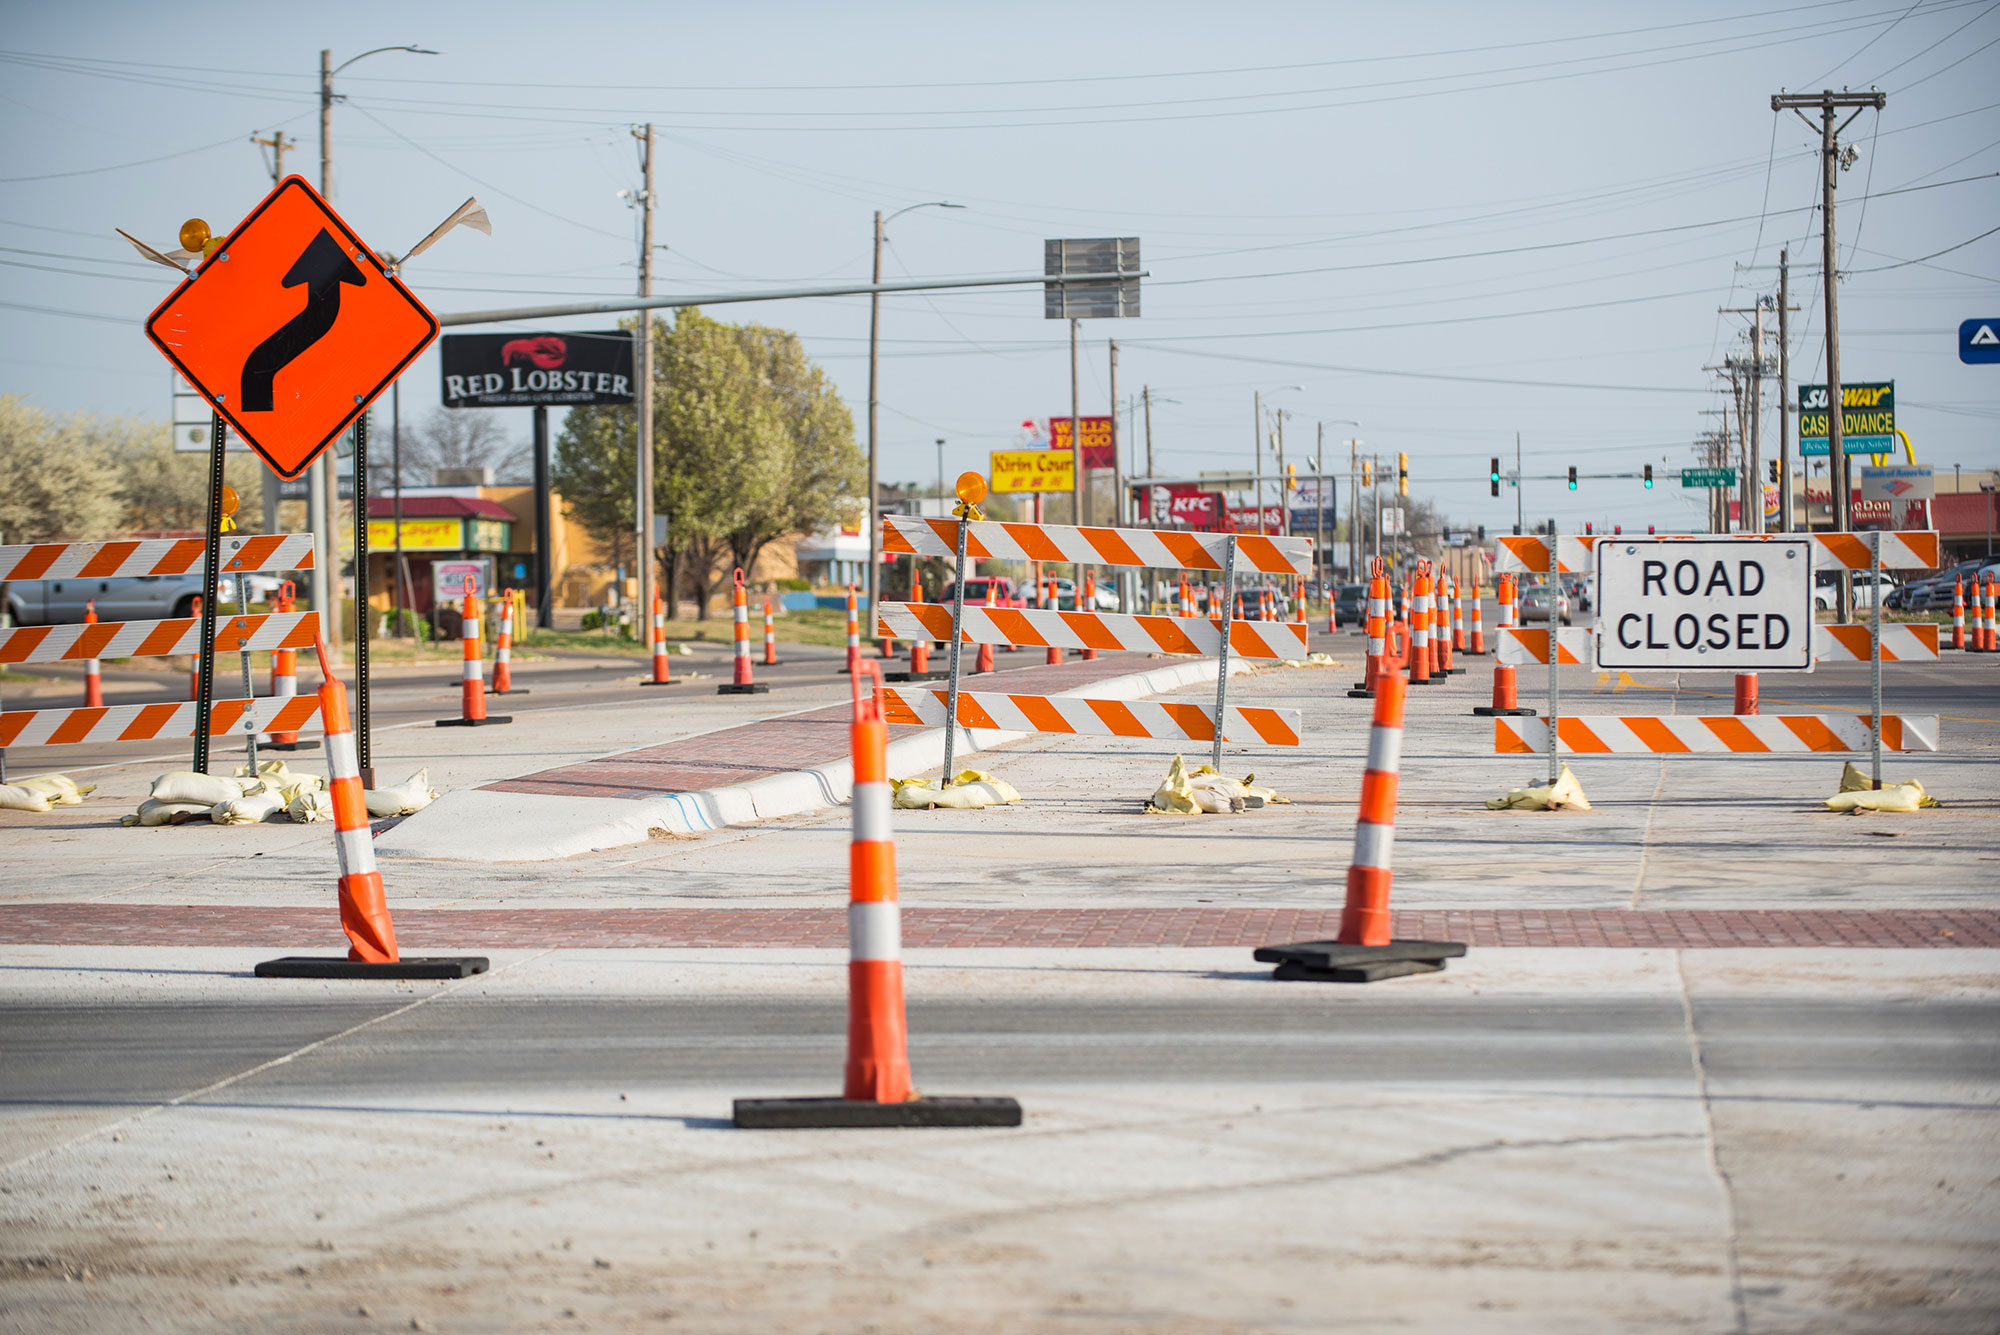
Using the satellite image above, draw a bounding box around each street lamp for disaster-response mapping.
[310,42,437,666]
[1312,418,1359,583]
[867,201,963,651]
[935,439,947,510]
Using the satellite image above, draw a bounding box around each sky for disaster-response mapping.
[3,0,1996,537]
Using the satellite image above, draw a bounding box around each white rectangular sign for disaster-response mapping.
[1595,538,1813,670]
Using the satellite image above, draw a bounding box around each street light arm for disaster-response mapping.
[883,201,965,228]
[332,44,439,77]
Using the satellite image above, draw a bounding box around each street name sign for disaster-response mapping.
[1595,537,1813,671]
[1681,467,1736,489]
[1961,319,2000,365]
[145,175,440,479]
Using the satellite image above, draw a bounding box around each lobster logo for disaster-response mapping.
[500,336,568,370]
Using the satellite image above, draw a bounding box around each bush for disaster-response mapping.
[580,609,610,631]
[776,577,812,592]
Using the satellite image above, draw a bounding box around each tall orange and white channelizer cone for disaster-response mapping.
[1468,580,1486,655]
[488,589,527,694]
[1349,560,1389,699]
[974,585,997,674]
[763,596,781,666]
[884,577,947,683]
[1407,565,1434,686]
[733,662,1022,1130]
[82,600,103,708]
[255,635,489,982]
[840,583,863,675]
[717,568,770,695]
[1951,577,1965,651]
[1255,669,1467,983]
[1043,577,1065,665]
[643,591,672,686]
[436,578,512,727]
[263,581,314,749]
[1080,572,1099,660]
[1474,573,1535,717]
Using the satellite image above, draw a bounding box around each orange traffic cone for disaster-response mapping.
[717,569,770,695]
[82,600,103,708]
[437,579,512,727]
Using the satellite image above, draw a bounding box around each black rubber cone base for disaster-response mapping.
[1472,706,1538,717]
[638,678,675,687]
[437,716,514,727]
[486,686,530,695]
[1346,689,1375,699]
[263,740,319,751]
[883,669,951,682]
[733,1096,1022,1129]
[255,956,490,980]
[716,682,771,695]
[1255,938,1467,984]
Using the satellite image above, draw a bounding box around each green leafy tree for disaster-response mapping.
[0,396,127,542]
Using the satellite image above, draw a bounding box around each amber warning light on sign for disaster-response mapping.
[143,175,440,480]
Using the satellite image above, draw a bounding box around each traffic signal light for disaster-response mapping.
[1643,463,1654,489]
[1647,524,1656,534]
[1567,465,1578,491]
[1585,522,1593,535]
[1361,459,1373,487]
[1613,525,1622,535]
[1397,452,1409,497]
[1285,462,1297,491]
[1476,524,1486,540]
[1769,459,1779,484]
[1489,457,1501,498]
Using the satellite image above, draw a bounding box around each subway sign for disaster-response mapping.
[1798,381,1893,456]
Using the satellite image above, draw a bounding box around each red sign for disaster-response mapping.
[1226,504,1285,533]
[145,175,440,479]
[1146,485,1222,529]
[1047,415,1116,469]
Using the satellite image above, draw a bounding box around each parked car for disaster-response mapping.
[939,576,1026,609]
[1516,584,1571,625]
[1889,560,1999,612]
[1813,569,1896,612]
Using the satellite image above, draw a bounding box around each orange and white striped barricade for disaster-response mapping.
[1814,624,1940,663]
[734,661,1020,1129]
[882,685,1302,747]
[717,568,770,695]
[884,577,947,683]
[0,606,319,668]
[1950,578,1965,651]
[762,596,781,666]
[838,583,862,675]
[489,588,526,695]
[643,591,672,686]
[82,601,103,708]
[1255,671,1466,982]
[1,694,321,750]
[255,635,488,982]
[873,601,1307,661]
[437,579,512,727]
[1081,572,1099,660]
[0,533,316,584]
[974,586,997,674]
[1495,712,1939,755]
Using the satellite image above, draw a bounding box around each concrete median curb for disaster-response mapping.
[374,655,1248,864]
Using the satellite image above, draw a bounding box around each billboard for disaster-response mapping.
[441,331,636,408]
[1799,381,1894,455]
[991,449,1075,493]
[1046,415,1116,469]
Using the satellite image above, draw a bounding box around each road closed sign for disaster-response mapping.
[1595,538,1812,671]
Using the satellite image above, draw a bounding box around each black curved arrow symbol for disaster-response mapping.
[240,228,366,412]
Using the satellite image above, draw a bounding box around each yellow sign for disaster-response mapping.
[990,449,1075,493]
[367,517,463,551]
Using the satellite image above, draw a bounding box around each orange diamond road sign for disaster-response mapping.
[145,175,439,479]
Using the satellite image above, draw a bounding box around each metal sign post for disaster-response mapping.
[353,413,373,786]
[235,543,260,774]
[1545,570,1560,786]
[1870,529,1883,788]
[193,413,227,774]
[941,507,972,782]
[1210,534,1240,772]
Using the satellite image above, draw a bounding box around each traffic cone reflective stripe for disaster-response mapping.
[844,664,913,1104]
[650,592,671,683]
[909,579,929,674]
[1339,672,1405,948]
[313,635,398,964]
[763,597,779,665]
[459,585,487,722]
[1044,578,1064,665]
[83,600,103,708]
[1409,570,1432,684]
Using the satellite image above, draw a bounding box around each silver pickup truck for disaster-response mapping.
[4,572,280,626]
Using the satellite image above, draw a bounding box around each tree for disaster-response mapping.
[555,310,862,620]
[0,396,122,542]
[374,407,524,489]
[111,434,264,533]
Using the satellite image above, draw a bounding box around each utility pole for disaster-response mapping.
[1778,249,1794,532]
[1514,431,1524,538]
[867,210,883,645]
[314,50,338,664]
[1142,385,1154,480]
[1274,411,1287,537]
[1109,339,1126,608]
[633,124,656,630]
[1069,318,1082,533]
[1314,422,1325,590]
[1773,88,1884,622]
[1252,392,1263,538]
[250,129,292,536]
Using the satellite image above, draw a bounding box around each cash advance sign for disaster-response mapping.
[1596,538,1812,671]
[1798,381,1893,456]
[441,331,635,408]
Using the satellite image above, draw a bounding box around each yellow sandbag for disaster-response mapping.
[286,789,334,823]
[14,774,94,805]
[891,769,1021,810]
[1835,762,1937,807]
[211,782,289,826]
[0,783,54,813]
[1487,763,1593,812]
[149,771,249,806]
[1188,765,1291,808]
[1825,781,1928,814]
[121,798,213,827]
[364,768,438,818]
[1146,754,1201,814]
[235,759,321,794]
